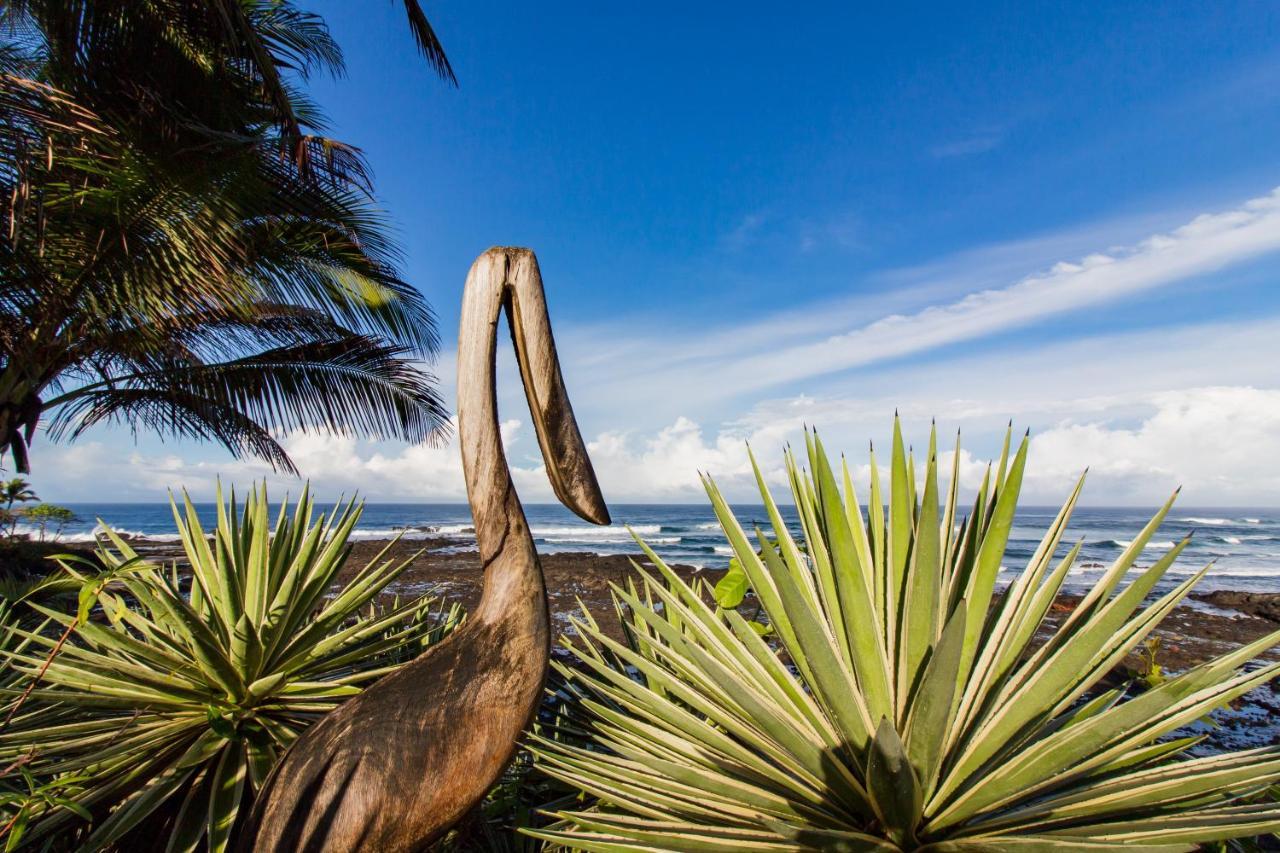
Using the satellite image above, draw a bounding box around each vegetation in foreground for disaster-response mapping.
[532,422,1280,851]
[0,485,460,851]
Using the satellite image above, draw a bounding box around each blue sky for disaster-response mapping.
[35,1,1280,505]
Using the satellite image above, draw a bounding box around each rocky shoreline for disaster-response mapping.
[17,534,1280,751]
[340,536,1280,752]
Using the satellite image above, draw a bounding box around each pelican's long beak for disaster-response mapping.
[499,248,611,527]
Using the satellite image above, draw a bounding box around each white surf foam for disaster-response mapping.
[541,535,681,546]
[54,525,182,543]
[530,524,660,539]
[1099,539,1178,549]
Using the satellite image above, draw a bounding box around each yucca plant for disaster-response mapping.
[531,420,1280,851]
[0,484,460,851]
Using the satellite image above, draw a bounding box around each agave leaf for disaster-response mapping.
[631,551,832,739]
[866,717,922,847]
[809,438,893,725]
[957,433,1028,689]
[206,744,247,853]
[980,748,1280,831]
[82,738,212,849]
[899,433,941,713]
[1043,802,1280,843]
[920,839,1187,852]
[939,429,962,588]
[0,483,455,849]
[866,441,886,633]
[905,605,966,794]
[535,811,802,850]
[936,538,1195,806]
[888,418,912,645]
[805,433,851,653]
[1055,489,1181,639]
[934,647,1280,828]
[165,766,212,853]
[954,474,1086,734]
[536,424,1280,852]
[705,475,874,751]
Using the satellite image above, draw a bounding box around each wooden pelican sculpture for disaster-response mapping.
[245,247,610,851]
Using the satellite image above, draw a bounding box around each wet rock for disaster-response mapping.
[1192,591,1280,623]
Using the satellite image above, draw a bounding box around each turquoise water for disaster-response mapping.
[38,503,1280,593]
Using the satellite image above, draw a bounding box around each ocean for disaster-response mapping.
[30,503,1280,593]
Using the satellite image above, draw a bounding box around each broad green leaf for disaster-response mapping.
[713,562,749,609]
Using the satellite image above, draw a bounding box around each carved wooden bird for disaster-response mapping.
[244,247,610,851]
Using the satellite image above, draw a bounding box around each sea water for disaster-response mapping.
[31,503,1280,593]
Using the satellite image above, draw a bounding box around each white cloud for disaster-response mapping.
[1026,387,1280,506]
[568,188,1280,419]
[28,187,1280,509]
[32,384,1280,509]
[719,189,1280,394]
[930,130,1005,159]
[589,386,1280,507]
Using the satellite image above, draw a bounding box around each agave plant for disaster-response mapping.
[531,421,1280,851]
[0,484,460,851]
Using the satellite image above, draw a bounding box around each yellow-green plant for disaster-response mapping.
[531,421,1280,851]
[0,484,460,851]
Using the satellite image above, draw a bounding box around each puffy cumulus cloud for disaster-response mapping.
[585,418,756,501]
[574,416,990,504]
[34,420,520,503]
[1024,387,1280,506]
[576,386,1280,507]
[31,388,1280,510]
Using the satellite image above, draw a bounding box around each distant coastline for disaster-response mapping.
[35,502,1280,593]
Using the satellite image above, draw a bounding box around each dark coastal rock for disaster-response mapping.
[0,540,98,580]
[1193,590,1280,623]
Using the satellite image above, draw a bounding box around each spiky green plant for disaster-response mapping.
[0,484,460,851]
[531,421,1280,851]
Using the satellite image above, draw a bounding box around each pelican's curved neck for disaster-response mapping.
[457,248,611,626]
[458,252,533,625]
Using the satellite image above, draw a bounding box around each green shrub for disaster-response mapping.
[531,422,1280,851]
[19,505,77,543]
[0,484,460,851]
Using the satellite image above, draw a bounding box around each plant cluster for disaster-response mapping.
[0,485,459,851]
[532,422,1280,851]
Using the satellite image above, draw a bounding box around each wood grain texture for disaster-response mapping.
[242,247,609,852]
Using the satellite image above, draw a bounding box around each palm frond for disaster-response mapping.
[0,3,452,473]
[45,336,449,470]
[45,384,298,474]
[400,0,457,85]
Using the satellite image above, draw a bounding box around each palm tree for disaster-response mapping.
[0,479,37,513]
[0,477,37,538]
[0,1,457,473]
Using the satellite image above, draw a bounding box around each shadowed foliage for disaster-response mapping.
[0,1,455,472]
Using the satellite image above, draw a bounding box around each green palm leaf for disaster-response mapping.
[0,2,455,473]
